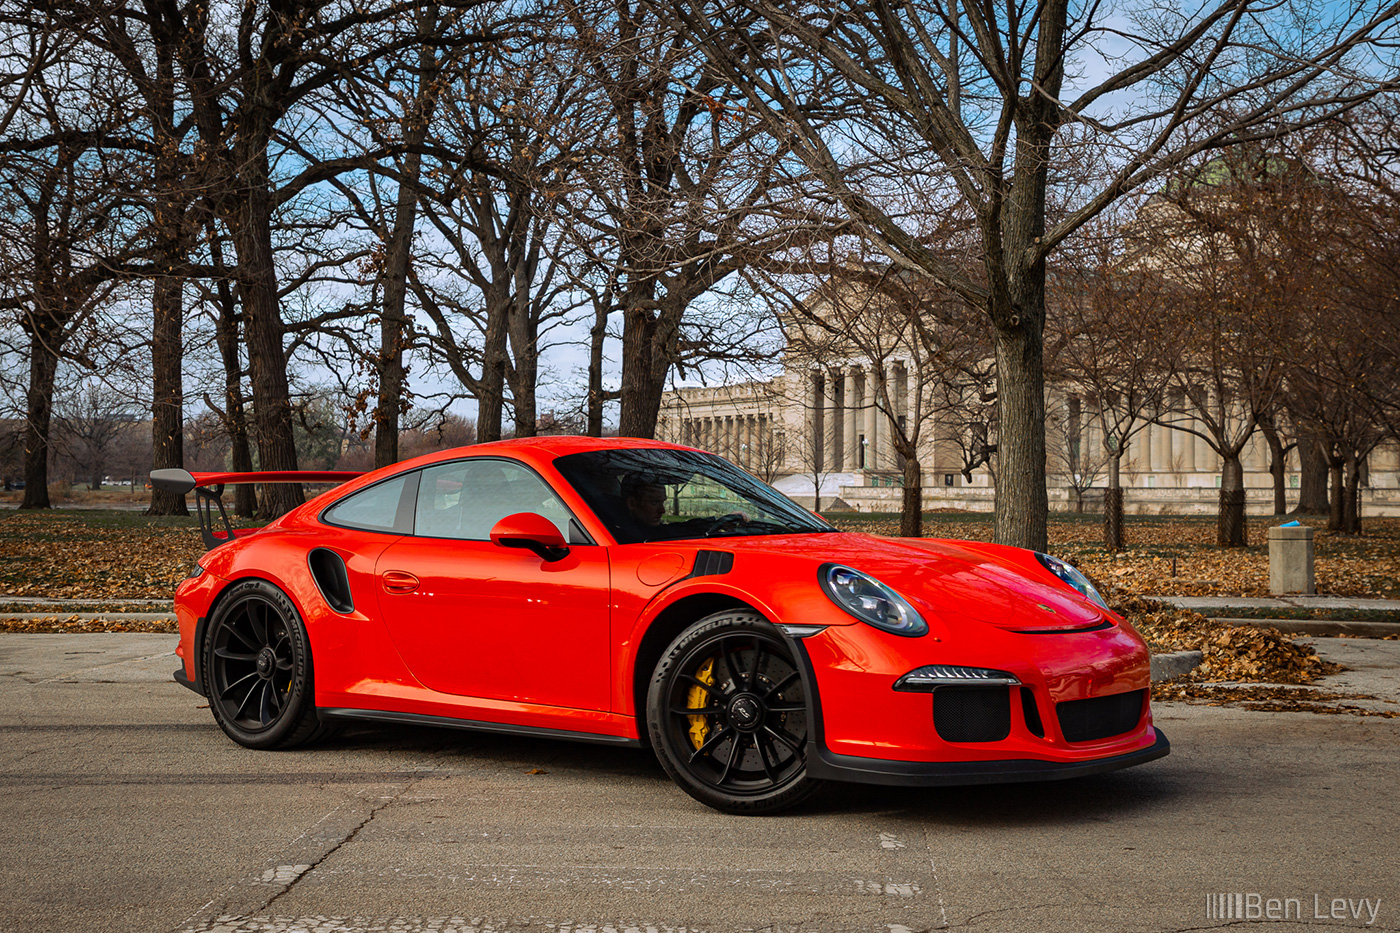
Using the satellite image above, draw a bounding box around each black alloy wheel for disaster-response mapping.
[647,610,821,814]
[203,578,331,749]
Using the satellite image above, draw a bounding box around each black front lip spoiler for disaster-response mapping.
[173,665,202,696]
[805,728,1170,787]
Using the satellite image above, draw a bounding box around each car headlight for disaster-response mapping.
[1035,552,1107,608]
[818,563,928,637]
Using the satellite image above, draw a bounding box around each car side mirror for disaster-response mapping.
[489,512,570,562]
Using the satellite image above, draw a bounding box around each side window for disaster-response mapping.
[322,473,414,533]
[414,459,575,541]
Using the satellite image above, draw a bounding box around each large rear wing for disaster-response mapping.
[150,468,364,550]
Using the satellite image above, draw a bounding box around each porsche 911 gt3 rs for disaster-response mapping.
[155,436,1167,814]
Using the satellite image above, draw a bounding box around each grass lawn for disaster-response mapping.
[825,511,1400,600]
[0,505,1396,600]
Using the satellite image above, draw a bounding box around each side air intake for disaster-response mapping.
[308,548,354,614]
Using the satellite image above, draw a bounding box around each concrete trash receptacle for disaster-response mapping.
[1268,524,1315,595]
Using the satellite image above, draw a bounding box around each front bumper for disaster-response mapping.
[788,619,1167,785]
[806,728,1169,786]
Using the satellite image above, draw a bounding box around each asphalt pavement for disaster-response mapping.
[2,633,1397,933]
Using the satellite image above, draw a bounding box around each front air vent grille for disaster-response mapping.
[1021,687,1045,738]
[933,687,1011,743]
[1056,689,1146,743]
[688,550,734,578]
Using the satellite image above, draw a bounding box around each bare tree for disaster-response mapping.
[0,48,142,508]
[127,0,502,515]
[771,258,951,536]
[556,0,838,440]
[662,0,1400,550]
[52,380,139,490]
[1049,246,1181,549]
[1044,391,1110,516]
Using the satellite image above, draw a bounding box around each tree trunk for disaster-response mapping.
[147,62,188,516]
[374,6,439,467]
[508,296,538,438]
[586,291,611,437]
[1259,421,1287,516]
[900,455,922,537]
[210,232,257,518]
[1218,454,1247,547]
[1104,452,1124,552]
[20,333,59,510]
[230,166,302,517]
[986,0,1060,552]
[477,296,509,442]
[149,273,188,515]
[617,303,662,438]
[1327,455,1344,532]
[1296,433,1329,514]
[992,321,1048,551]
[1343,452,1362,535]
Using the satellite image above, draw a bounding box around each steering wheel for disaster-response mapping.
[703,512,747,535]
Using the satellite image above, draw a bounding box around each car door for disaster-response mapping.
[374,457,612,712]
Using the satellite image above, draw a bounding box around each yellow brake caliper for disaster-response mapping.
[686,657,717,750]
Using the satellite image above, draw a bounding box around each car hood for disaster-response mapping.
[719,532,1104,631]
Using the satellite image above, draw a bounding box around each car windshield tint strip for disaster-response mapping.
[553,448,834,544]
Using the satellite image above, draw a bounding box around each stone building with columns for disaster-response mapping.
[657,360,1400,516]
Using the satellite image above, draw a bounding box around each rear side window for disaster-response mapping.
[414,459,576,541]
[322,473,416,533]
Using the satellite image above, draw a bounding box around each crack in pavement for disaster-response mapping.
[174,776,426,933]
[259,783,407,912]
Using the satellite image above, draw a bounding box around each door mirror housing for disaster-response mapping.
[489,512,570,562]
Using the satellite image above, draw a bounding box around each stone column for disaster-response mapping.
[1194,401,1214,473]
[864,366,879,472]
[890,360,905,469]
[843,368,859,471]
[805,372,820,472]
[824,371,842,471]
[1151,421,1169,472]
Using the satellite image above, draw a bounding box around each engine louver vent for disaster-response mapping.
[933,687,1011,743]
[1056,689,1146,743]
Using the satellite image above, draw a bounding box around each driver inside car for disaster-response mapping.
[619,473,744,541]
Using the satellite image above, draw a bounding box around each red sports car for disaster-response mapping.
[154,436,1167,814]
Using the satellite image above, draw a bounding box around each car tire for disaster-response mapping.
[203,578,332,750]
[647,609,822,814]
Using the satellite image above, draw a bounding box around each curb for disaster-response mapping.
[0,595,174,607]
[1151,649,1204,682]
[1157,595,1400,611]
[0,612,177,623]
[1210,617,1398,639]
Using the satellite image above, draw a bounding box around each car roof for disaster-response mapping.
[387,435,698,472]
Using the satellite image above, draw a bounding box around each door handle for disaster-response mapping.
[381,570,420,593]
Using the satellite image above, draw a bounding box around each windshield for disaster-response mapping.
[553,448,835,544]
